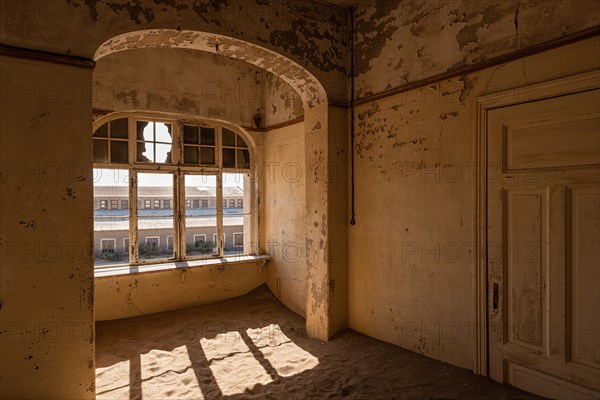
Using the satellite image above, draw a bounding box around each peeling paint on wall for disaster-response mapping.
[93,47,303,127]
[1,0,348,103]
[353,0,600,98]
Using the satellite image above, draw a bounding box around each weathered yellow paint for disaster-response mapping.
[95,261,267,321]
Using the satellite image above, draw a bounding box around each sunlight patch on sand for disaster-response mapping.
[96,359,130,399]
[247,324,320,378]
[201,332,273,395]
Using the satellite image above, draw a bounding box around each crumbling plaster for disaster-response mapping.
[353,0,600,98]
[0,0,349,104]
[93,47,303,128]
[93,29,328,108]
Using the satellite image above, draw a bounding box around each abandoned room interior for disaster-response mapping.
[0,0,599,399]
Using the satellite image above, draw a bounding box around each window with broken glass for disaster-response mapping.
[93,114,256,268]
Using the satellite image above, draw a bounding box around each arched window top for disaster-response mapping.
[92,113,253,170]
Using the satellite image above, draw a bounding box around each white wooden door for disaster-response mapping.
[487,89,600,399]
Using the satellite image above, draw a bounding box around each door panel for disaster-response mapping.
[506,189,548,354]
[487,89,600,399]
[570,186,600,370]
[506,115,600,170]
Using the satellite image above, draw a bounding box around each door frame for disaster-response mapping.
[473,69,600,376]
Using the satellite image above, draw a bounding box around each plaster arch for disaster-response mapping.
[94,29,328,108]
[90,30,346,342]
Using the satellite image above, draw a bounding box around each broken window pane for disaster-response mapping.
[155,143,172,163]
[155,123,172,142]
[137,142,152,163]
[136,121,172,163]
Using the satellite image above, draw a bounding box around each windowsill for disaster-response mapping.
[94,255,271,278]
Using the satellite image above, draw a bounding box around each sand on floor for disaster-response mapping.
[96,285,546,399]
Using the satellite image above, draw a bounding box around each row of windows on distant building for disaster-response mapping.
[95,198,243,210]
[100,232,244,253]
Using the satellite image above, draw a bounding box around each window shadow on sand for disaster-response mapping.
[96,285,548,400]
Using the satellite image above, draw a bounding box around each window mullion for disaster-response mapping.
[129,169,139,265]
[175,171,185,261]
[216,127,224,257]
[217,171,224,257]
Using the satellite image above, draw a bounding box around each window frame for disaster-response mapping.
[145,236,160,248]
[233,232,244,247]
[100,238,116,253]
[92,111,258,269]
[193,234,207,246]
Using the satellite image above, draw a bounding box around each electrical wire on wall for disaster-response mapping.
[349,6,356,226]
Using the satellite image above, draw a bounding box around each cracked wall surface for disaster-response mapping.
[93,47,303,128]
[353,0,600,98]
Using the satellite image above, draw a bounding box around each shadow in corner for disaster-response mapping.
[95,284,547,400]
